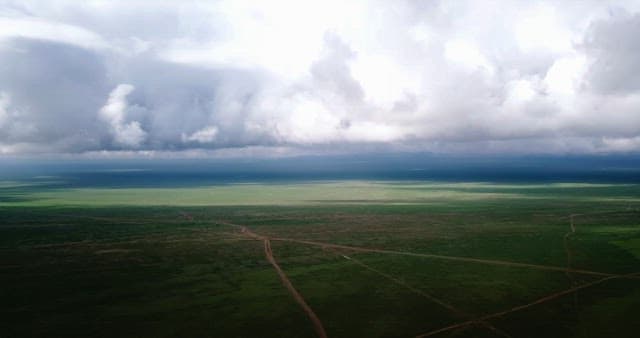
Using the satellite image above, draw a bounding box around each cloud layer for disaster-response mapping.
[1,0,640,155]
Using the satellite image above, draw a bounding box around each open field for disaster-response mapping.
[2,181,640,337]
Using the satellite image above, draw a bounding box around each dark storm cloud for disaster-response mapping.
[0,38,110,151]
[0,36,276,153]
[111,56,271,150]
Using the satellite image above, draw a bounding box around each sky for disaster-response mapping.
[1,0,640,157]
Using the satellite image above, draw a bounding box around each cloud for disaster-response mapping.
[1,0,640,156]
[0,92,9,127]
[0,16,108,50]
[99,84,147,148]
[182,126,218,144]
[582,12,640,94]
[0,38,109,152]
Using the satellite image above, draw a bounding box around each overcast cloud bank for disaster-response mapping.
[1,0,640,156]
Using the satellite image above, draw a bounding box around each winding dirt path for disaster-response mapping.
[564,214,579,310]
[218,221,328,338]
[264,239,328,338]
[563,215,576,273]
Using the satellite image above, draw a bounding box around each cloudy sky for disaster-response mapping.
[1,0,640,157]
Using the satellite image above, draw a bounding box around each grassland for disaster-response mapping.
[1,181,640,337]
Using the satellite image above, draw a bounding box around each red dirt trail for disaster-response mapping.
[218,221,328,338]
[264,239,328,338]
[563,214,579,309]
[270,237,638,279]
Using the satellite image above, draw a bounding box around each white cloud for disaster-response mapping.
[0,16,108,50]
[0,92,9,127]
[514,4,573,53]
[505,79,537,105]
[181,126,219,144]
[343,121,404,143]
[99,84,147,148]
[351,54,419,107]
[444,39,493,75]
[1,0,640,155]
[544,54,588,96]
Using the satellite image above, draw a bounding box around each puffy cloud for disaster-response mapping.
[0,92,9,127]
[0,0,640,156]
[182,126,218,144]
[99,84,147,148]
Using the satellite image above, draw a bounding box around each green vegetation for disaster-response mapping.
[1,181,639,337]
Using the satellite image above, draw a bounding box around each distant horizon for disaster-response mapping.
[2,152,640,186]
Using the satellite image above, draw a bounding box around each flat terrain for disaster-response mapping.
[1,181,640,337]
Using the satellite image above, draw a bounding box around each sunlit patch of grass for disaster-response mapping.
[0,181,601,207]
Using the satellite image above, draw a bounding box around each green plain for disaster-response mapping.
[1,181,639,337]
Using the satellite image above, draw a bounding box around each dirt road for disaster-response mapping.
[339,254,512,338]
[563,213,579,310]
[271,237,633,278]
[219,221,328,338]
[264,239,328,338]
[414,271,640,338]
[341,253,462,315]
